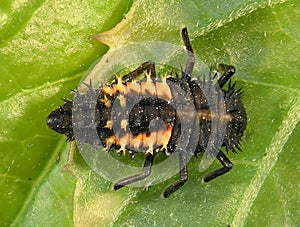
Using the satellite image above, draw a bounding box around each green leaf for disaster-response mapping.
[0,0,132,225]
[1,0,299,226]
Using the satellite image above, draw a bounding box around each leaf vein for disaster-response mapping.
[232,95,300,226]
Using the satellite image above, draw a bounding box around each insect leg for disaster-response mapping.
[203,151,233,182]
[121,61,156,82]
[163,151,188,198]
[217,64,236,88]
[114,152,154,190]
[181,27,195,78]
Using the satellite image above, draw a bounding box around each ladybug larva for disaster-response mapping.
[47,28,247,198]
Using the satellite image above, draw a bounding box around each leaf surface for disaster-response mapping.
[0,0,299,226]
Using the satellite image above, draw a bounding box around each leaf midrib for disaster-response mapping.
[11,138,68,226]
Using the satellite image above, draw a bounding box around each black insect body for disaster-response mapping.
[47,28,247,198]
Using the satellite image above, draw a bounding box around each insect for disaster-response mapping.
[47,28,247,198]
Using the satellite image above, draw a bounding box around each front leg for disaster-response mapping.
[122,61,156,82]
[203,151,233,182]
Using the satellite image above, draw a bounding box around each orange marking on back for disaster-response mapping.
[102,85,114,95]
[123,80,141,95]
[104,120,113,129]
[130,133,143,150]
[156,125,172,151]
[143,132,157,154]
[118,94,126,107]
[105,135,116,151]
[117,134,130,154]
[141,79,156,96]
[156,79,172,100]
[112,76,126,94]
[99,94,111,108]
[120,119,128,131]
[113,83,126,94]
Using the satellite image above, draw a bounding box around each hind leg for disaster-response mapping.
[203,151,233,182]
[181,27,195,78]
[114,152,154,190]
[217,64,236,88]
